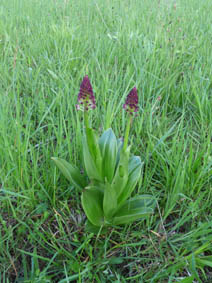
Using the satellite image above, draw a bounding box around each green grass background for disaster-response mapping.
[0,0,212,281]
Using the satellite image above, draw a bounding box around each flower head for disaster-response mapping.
[76,75,96,111]
[123,87,139,115]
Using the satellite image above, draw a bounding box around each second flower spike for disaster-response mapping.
[76,75,96,111]
[123,87,139,115]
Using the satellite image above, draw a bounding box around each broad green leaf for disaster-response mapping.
[51,157,86,189]
[85,128,102,176]
[88,180,105,193]
[85,220,108,234]
[118,156,143,205]
[178,276,195,283]
[81,187,104,227]
[111,146,130,198]
[113,207,153,225]
[113,195,155,225]
[99,128,117,183]
[83,136,102,181]
[103,182,117,220]
[116,138,123,168]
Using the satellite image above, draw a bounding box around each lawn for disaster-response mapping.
[0,0,212,281]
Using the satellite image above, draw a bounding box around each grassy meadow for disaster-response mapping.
[1,0,212,281]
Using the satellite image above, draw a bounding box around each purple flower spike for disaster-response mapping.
[123,87,139,115]
[76,75,96,111]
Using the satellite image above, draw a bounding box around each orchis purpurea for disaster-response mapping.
[76,75,96,112]
[52,77,155,230]
[123,87,139,115]
[123,87,139,151]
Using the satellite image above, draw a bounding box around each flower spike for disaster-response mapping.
[76,75,96,111]
[123,87,139,115]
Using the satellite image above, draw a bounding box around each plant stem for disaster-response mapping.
[84,110,89,129]
[123,115,132,151]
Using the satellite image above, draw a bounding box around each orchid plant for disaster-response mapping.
[52,76,155,228]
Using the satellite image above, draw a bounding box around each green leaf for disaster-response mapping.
[103,182,117,220]
[116,138,123,167]
[113,195,155,225]
[85,128,102,176]
[81,187,104,226]
[99,128,117,183]
[51,157,86,189]
[111,146,130,198]
[85,220,108,234]
[118,156,143,205]
[83,136,102,182]
[178,276,195,283]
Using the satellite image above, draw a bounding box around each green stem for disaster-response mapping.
[123,115,132,151]
[84,111,89,129]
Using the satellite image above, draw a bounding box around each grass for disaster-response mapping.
[0,0,212,281]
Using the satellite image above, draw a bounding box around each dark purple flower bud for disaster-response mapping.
[123,87,139,115]
[76,75,96,111]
